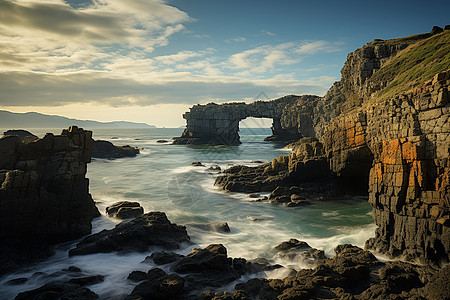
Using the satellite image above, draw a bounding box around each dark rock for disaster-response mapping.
[0,126,99,275]
[68,275,104,286]
[63,266,82,273]
[422,265,450,299]
[207,165,221,171]
[445,25,450,30]
[246,257,283,273]
[147,251,184,265]
[69,212,190,256]
[105,201,144,219]
[127,271,148,282]
[248,193,260,198]
[171,244,241,290]
[6,277,28,285]
[275,239,311,252]
[126,274,184,300]
[187,222,231,233]
[431,26,444,34]
[147,268,167,281]
[250,160,264,164]
[156,140,169,143]
[91,140,139,159]
[15,282,99,300]
[190,161,205,167]
[3,130,38,141]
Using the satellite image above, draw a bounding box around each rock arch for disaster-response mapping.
[173,95,318,145]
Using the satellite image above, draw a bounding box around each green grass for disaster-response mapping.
[369,30,450,100]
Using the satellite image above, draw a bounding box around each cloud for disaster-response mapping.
[0,1,342,110]
[262,30,276,36]
[227,41,339,73]
[0,0,192,73]
[295,40,342,55]
[0,70,331,106]
[226,36,246,43]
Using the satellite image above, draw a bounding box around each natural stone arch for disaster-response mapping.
[173,95,317,145]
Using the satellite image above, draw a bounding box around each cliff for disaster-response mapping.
[214,29,450,264]
[0,126,100,274]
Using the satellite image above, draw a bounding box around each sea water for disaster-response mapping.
[0,127,376,299]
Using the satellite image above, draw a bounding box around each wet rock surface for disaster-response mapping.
[0,126,100,275]
[105,201,144,219]
[91,140,139,159]
[204,244,447,300]
[69,212,190,256]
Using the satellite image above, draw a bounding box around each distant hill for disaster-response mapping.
[0,110,156,129]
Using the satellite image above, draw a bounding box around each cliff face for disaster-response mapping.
[215,29,450,263]
[0,126,100,273]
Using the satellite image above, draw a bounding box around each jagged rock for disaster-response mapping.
[146,251,185,265]
[91,140,139,159]
[171,244,241,290]
[213,33,450,263]
[187,222,231,233]
[190,161,205,167]
[431,26,444,34]
[69,212,190,256]
[126,273,184,300]
[15,282,99,300]
[0,126,99,275]
[274,239,326,267]
[3,129,38,141]
[105,201,144,219]
[207,165,221,171]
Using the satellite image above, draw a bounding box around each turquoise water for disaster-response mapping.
[0,128,375,299]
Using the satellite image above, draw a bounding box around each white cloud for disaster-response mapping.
[295,40,342,55]
[262,30,276,36]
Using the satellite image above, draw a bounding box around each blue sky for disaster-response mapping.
[0,0,449,126]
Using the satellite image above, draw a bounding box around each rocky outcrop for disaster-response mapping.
[173,95,319,145]
[0,126,100,274]
[91,140,139,159]
[202,244,448,300]
[105,201,144,219]
[69,212,190,256]
[215,30,450,264]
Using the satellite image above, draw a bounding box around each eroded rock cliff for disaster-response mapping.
[215,29,450,263]
[0,126,100,274]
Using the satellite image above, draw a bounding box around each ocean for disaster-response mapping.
[0,127,376,299]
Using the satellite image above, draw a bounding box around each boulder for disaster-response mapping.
[146,251,185,265]
[156,140,169,143]
[190,161,205,167]
[126,273,184,300]
[91,140,139,159]
[127,271,148,282]
[105,201,144,219]
[69,212,190,256]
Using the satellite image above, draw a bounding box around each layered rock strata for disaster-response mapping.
[0,126,100,274]
[215,30,450,263]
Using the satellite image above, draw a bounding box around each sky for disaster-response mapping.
[1,0,449,127]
